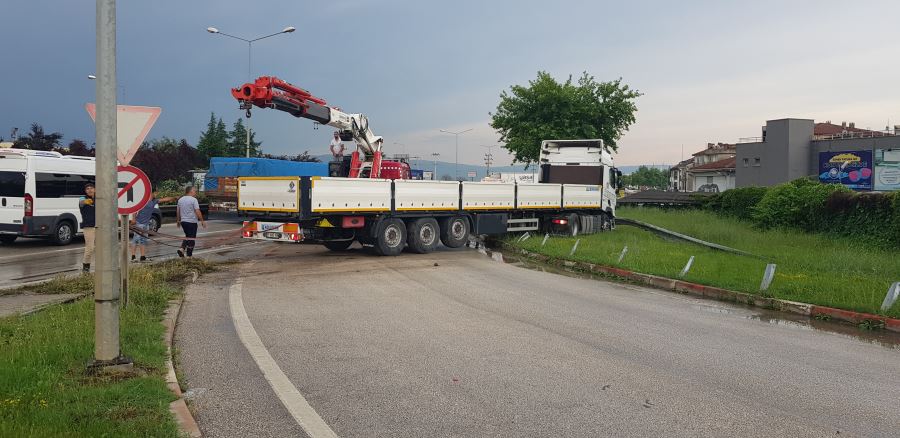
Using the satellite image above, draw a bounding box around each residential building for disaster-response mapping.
[669,158,694,192]
[691,156,736,192]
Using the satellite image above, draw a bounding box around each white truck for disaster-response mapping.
[238,139,621,255]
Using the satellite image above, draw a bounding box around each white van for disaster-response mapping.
[0,149,98,245]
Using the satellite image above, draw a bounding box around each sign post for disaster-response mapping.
[87,1,160,368]
[116,165,152,308]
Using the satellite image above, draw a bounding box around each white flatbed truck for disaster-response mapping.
[238,140,621,255]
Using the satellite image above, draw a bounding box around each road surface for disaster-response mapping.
[176,243,900,437]
[0,215,248,289]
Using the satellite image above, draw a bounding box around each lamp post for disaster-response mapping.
[206,26,296,157]
[439,128,472,180]
[431,152,440,180]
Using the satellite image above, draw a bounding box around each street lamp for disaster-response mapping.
[439,128,472,180]
[431,152,441,180]
[207,25,296,157]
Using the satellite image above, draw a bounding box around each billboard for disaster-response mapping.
[818,150,873,190]
[874,149,900,191]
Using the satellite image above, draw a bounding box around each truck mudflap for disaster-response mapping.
[242,221,303,242]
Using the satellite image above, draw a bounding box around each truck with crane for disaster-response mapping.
[231,76,622,255]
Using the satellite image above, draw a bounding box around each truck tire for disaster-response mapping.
[439,216,468,249]
[149,215,161,232]
[323,240,354,251]
[51,221,75,246]
[567,214,580,237]
[407,218,440,254]
[374,218,407,256]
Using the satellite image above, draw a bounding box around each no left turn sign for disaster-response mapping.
[117,165,152,215]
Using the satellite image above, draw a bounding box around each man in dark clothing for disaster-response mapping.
[78,183,96,272]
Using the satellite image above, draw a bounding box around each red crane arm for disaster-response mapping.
[231,76,330,121]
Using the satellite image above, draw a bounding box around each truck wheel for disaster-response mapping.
[323,240,354,251]
[0,235,16,244]
[567,214,580,237]
[439,216,468,249]
[407,218,439,254]
[374,218,407,256]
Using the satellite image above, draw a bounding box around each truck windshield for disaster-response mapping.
[0,171,25,197]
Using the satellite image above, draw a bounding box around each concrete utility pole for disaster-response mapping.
[439,128,472,180]
[482,145,495,177]
[431,152,440,180]
[93,0,123,366]
[207,26,295,157]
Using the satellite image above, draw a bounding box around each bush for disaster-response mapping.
[752,178,849,231]
[705,186,768,218]
[154,179,208,204]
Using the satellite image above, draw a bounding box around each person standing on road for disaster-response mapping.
[329,131,345,160]
[78,183,96,273]
[129,192,176,262]
[176,186,206,258]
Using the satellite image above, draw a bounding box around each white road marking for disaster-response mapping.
[228,278,338,438]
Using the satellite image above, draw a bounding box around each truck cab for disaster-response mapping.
[539,139,621,217]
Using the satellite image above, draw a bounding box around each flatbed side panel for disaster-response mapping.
[394,179,460,211]
[461,182,514,210]
[238,177,301,213]
[311,177,391,213]
[517,183,561,209]
[562,184,603,208]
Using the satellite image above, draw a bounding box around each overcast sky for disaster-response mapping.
[3,0,900,166]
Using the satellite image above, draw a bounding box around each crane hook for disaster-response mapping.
[245,108,252,118]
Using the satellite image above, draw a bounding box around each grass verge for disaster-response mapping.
[508,207,900,319]
[0,259,216,437]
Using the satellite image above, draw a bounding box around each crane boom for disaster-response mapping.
[231,76,382,157]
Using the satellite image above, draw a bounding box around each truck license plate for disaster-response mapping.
[264,232,282,239]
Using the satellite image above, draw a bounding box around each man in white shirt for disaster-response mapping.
[329,131,345,160]
[176,186,206,258]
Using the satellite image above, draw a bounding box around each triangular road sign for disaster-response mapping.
[85,104,162,165]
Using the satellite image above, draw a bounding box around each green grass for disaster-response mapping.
[510,207,900,318]
[0,259,216,437]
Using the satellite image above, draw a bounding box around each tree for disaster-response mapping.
[261,151,321,162]
[622,166,669,189]
[490,72,642,165]
[227,118,262,157]
[131,138,207,186]
[13,123,63,151]
[66,139,94,157]
[196,113,229,158]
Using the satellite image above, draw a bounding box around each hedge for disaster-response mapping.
[703,179,900,248]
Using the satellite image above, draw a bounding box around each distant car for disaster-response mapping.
[0,148,161,246]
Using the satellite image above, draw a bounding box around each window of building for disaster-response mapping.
[753,157,761,167]
[743,158,749,167]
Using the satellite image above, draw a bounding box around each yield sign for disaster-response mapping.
[117,165,152,215]
[85,104,161,165]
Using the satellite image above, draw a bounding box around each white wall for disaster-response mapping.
[691,172,735,192]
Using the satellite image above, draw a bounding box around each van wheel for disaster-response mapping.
[52,221,75,246]
[374,218,406,256]
[407,218,439,254]
[323,240,354,251]
[0,235,16,244]
[439,216,469,249]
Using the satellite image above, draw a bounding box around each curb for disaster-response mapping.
[18,293,88,317]
[164,296,203,437]
[507,245,900,334]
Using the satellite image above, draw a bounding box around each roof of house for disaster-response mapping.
[813,122,873,135]
[670,158,694,170]
[690,156,735,171]
[692,142,736,156]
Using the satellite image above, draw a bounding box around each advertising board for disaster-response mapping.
[874,149,900,191]
[818,150,873,190]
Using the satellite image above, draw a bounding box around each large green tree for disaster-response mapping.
[227,118,262,157]
[196,113,230,158]
[490,72,642,165]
